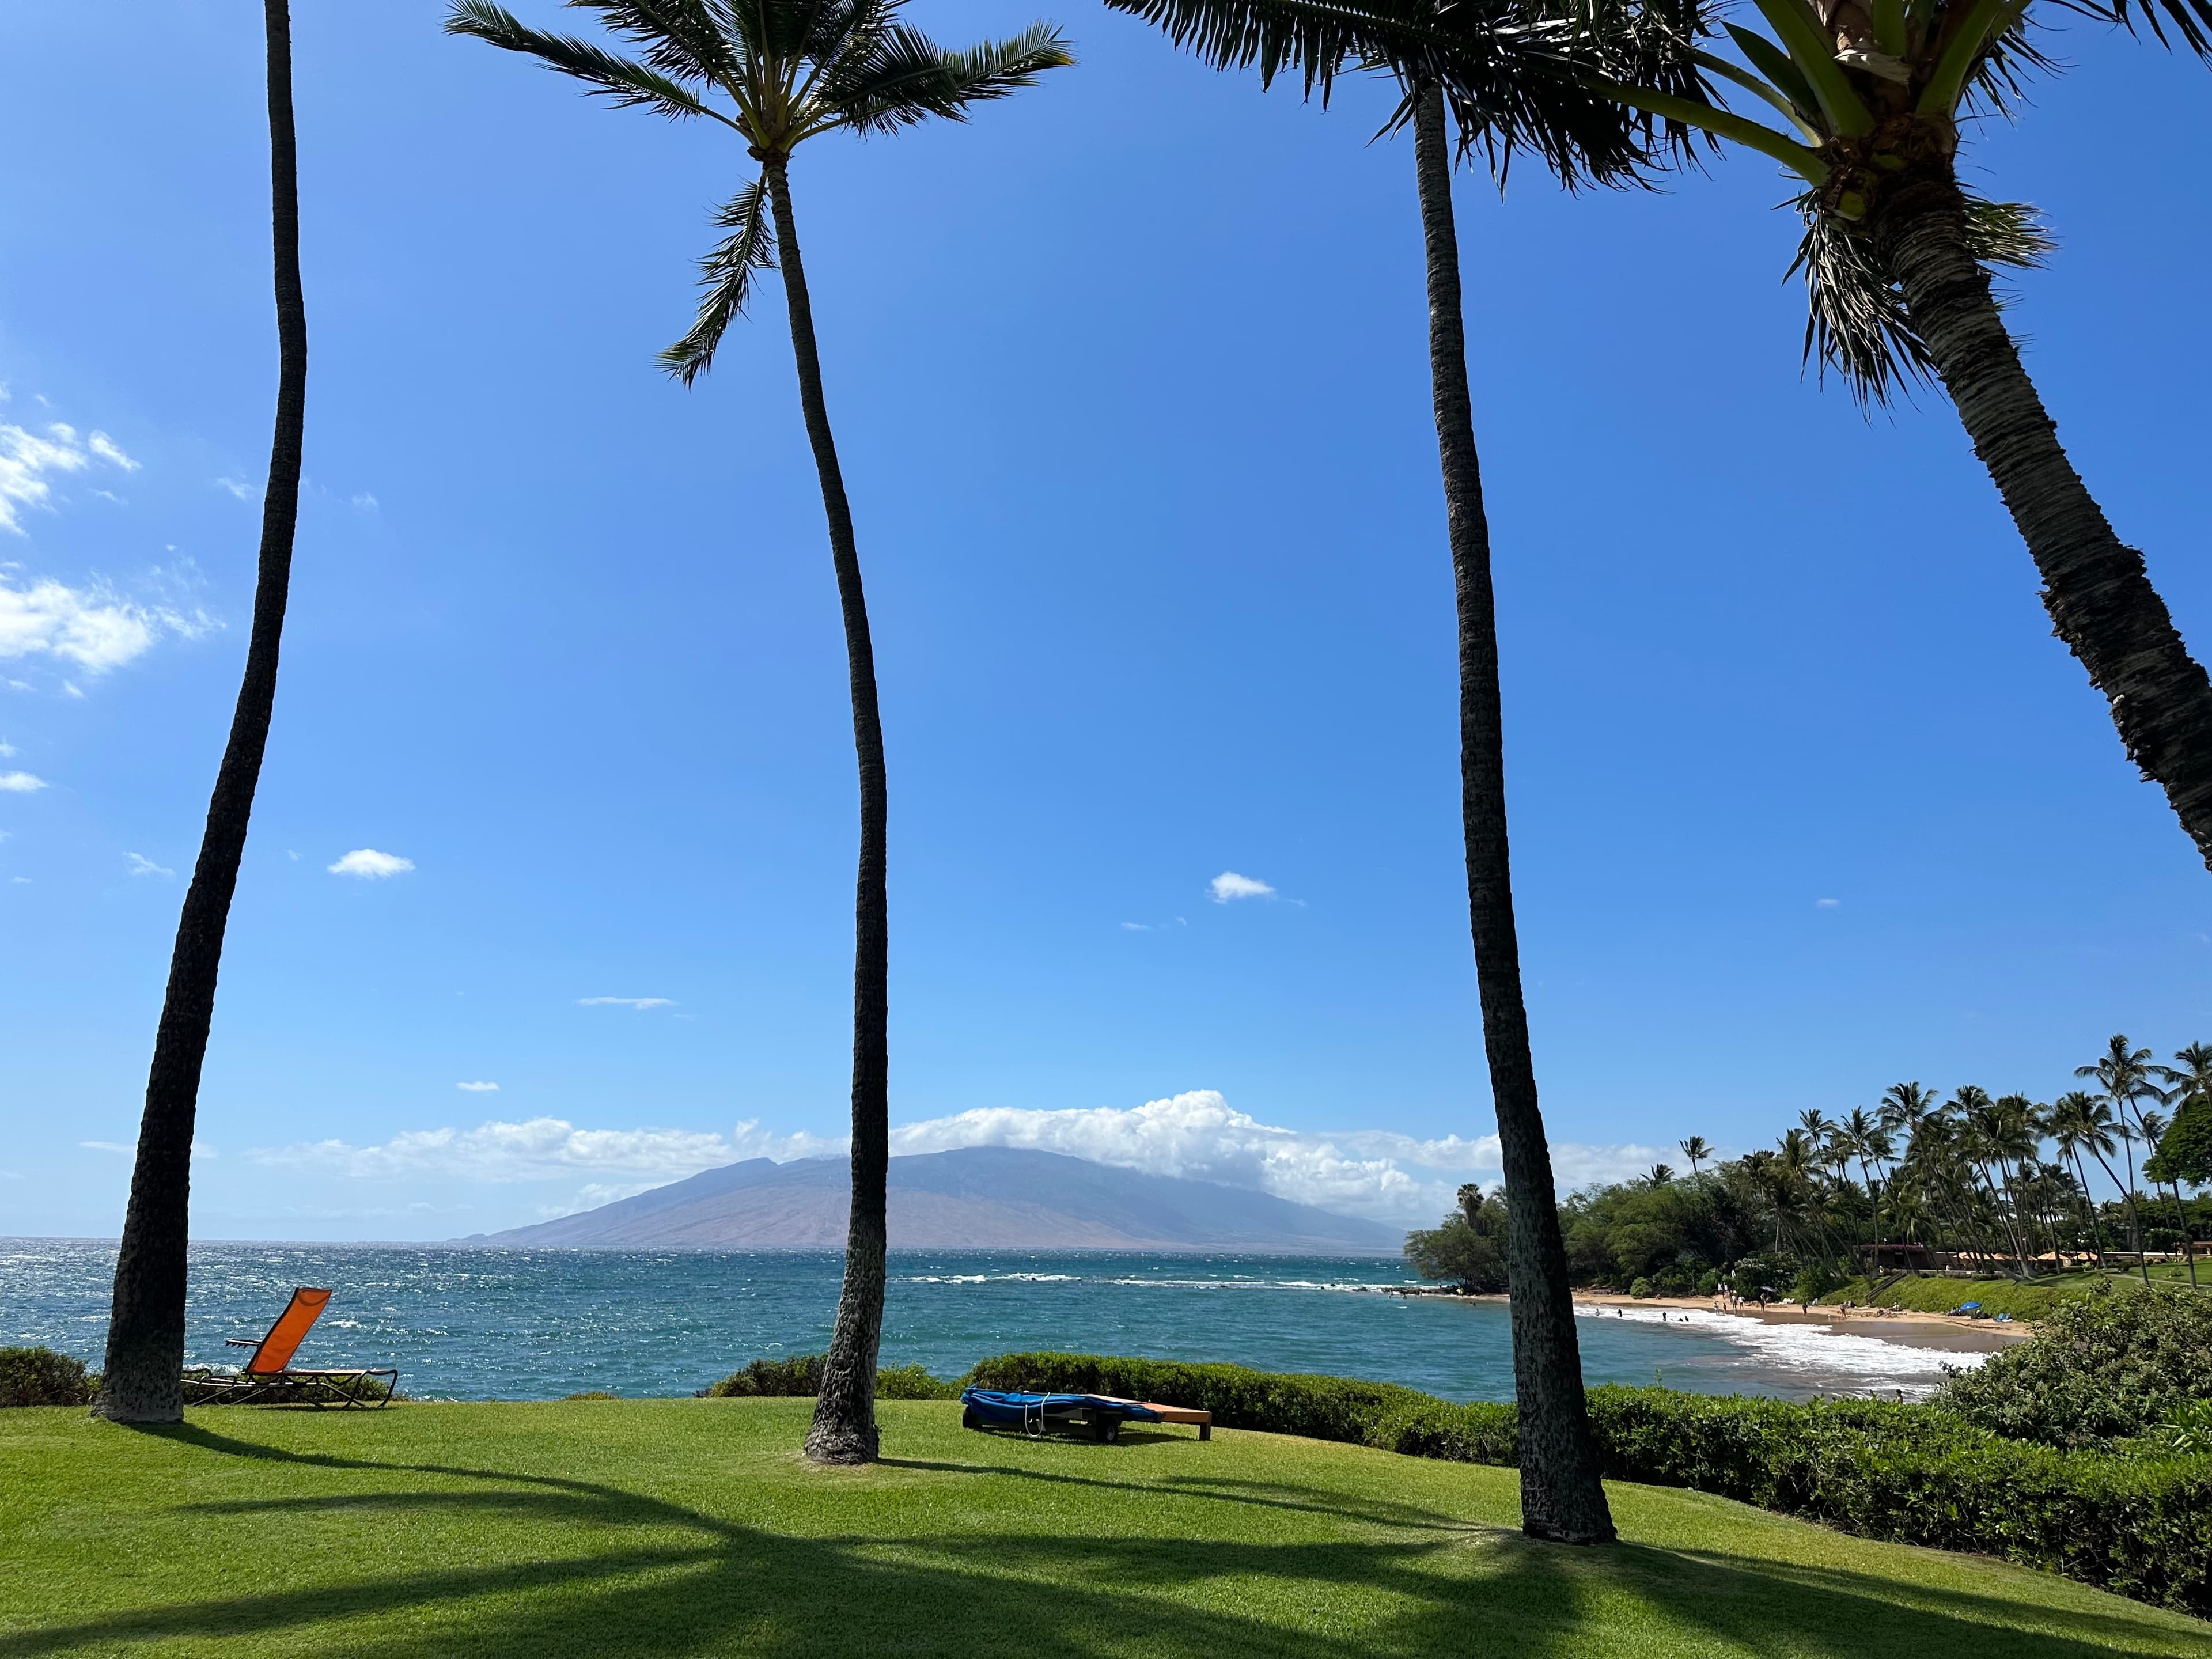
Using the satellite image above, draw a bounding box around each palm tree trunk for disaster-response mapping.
[2068,1153,2107,1269]
[2086,1144,2151,1286]
[763,154,891,1468]
[1411,81,1612,1546]
[90,0,308,1425]
[1877,173,2212,869]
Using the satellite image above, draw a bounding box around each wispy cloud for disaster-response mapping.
[456,1081,500,1093]
[577,996,675,1010]
[0,421,137,533]
[1,770,48,792]
[251,1116,833,1188]
[1816,897,1840,909]
[0,566,214,678]
[328,848,414,878]
[82,1138,215,1159]
[351,493,378,511]
[125,852,173,877]
[1209,871,1275,903]
[215,478,252,501]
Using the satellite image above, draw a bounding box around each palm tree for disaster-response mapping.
[1679,1135,1713,1176]
[446,0,1072,1466]
[1646,1162,1676,1185]
[90,0,310,1425]
[1591,0,2212,866]
[1096,0,1693,1548]
[2052,1088,2145,1285]
[2048,1089,2115,1268]
[2077,1034,2162,1282]
[1835,1105,1892,1274]
[2152,1041,2212,1286]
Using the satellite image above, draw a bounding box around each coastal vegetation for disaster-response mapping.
[6,1395,2207,1655]
[442,0,1073,1467]
[1407,1035,2212,1301]
[93,0,309,1429]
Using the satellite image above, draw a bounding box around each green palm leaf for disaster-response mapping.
[445,1,730,122]
[659,175,777,384]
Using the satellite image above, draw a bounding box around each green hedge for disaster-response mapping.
[0,1347,96,1408]
[963,1352,2212,1618]
[703,1355,956,1400]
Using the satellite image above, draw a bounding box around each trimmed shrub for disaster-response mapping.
[962,1351,2212,1618]
[1938,1281,2212,1448]
[0,1347,96,1408]
[703,1355,956,1400]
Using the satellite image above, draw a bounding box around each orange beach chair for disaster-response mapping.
[182,1286,397,1408]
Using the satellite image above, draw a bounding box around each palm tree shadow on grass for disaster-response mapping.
[8,1426,2176,1659]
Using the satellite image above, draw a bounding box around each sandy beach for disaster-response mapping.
[1570,1293,2032,1354]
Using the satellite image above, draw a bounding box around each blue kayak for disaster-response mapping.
[960,1387,1164,1442]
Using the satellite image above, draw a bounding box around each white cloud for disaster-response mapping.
[1121,922,1152,931]
[125,852,173,877]
[251,1116,835,1187]
[243,1096,1663,1228]
[1816,897,1840,908]
[1,770,47,792]
[456,1081,500,1093]
[351,493,378,511]
[1209,871,1275,903]
[0,421,136,533]
[215,478,252,501]
[328,848,414,878]
[0,739,13,757]
[881,1090,1663,1224]
[577,996,675,1010]
[82,1138,215,1159]
[0,566,214,676]
[86,433,138,472]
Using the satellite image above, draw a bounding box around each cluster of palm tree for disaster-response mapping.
[1688,1035,2210,1292]
[79,0,2212,1554]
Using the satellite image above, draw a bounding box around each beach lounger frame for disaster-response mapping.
[959,1387,1211,1443]
[181,1286,398,1409]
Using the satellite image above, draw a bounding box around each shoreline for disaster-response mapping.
[1567,1292,2032,1354]
[1376,1285,2033,1355]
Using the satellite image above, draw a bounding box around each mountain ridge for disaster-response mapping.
[460,1146,1401,1253]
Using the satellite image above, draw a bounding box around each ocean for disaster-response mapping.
[2,1240,1984,1403]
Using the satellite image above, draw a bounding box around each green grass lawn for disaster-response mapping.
[2,1400,2205,1658]
[1823,1267,2210,1321]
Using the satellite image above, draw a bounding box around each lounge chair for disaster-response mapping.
[959,1387,1211,1443]
[182,1286,397,1408]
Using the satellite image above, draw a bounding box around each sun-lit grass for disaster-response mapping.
[1,1399,2205,1657]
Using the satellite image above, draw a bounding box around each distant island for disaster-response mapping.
[460,1146,1402,1253]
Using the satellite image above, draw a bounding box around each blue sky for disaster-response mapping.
[2,1,2207,1240]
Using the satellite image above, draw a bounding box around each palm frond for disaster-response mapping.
[445,0,729,121]
[823,21,1074,133]
[566,0,743,84]
[1789,189,2052,408]
[2093,0,2212,58]
[660,175,778,384]
[1103,0,1700,187]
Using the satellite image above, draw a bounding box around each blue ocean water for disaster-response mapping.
[1,1240,1973,1402]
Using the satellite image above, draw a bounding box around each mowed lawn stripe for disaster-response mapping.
[1,1399,2205,1658]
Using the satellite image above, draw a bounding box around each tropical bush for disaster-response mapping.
[1937,1282,2212,1448]
[964,1351,2211,1615]
[1401,1186,1509,1293]
[0,1347,96,1408]
[704,1355,956,1400]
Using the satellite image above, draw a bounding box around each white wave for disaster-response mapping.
[1578,1304,1991,1396]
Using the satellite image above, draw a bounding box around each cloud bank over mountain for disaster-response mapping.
[253,1089,1662,1225]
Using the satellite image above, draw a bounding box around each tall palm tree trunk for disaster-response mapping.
[1412,81,1612,1546]
[1877,172,2212,869]
[2067,1152,2107,1268]
[2085,1144,2151,1286]
[763,153,892,1468]
[91,0,308,1425]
